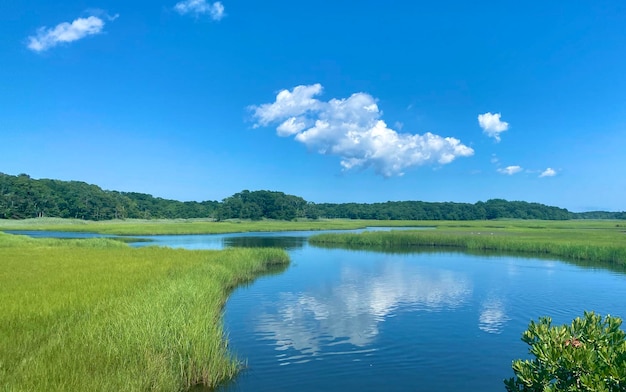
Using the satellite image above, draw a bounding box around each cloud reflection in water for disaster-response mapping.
[478,297,510,334]
[255,259,472,359]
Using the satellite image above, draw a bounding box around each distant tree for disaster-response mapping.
[215,190,308,221]
[505,312,626,392]
[304,202,320,219]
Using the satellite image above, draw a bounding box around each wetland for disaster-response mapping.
[1,219,625,391]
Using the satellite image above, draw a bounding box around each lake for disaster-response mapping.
[10,229,626,391]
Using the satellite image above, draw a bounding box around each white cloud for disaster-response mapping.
[276,117,307,136]
[250,84,474,177]
[174,0,225,20]
[478,112,509,142]
[497,165,523,175]
[252,84,324,126]
[27,15,110,52]
[539,167,557,177]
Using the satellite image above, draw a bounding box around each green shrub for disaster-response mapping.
[505,312,626,391]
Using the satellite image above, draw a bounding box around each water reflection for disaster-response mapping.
[312,242,626,275]
[223,236,306,251]
[479,297,510,334]
[255,258,472,358]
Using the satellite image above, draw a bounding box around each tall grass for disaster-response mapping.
[0,232,289,391]
[309,224,626,266]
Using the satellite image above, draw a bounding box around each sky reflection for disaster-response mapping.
[255,259,473,356]
[479,297,510,334]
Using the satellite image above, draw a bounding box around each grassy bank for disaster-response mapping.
[0,217,431,236]
[309,220,626,265]
[1,217,623,236]
[0,232,289,391]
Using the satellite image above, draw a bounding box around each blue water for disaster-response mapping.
[215,245,626,392]
[8,229,626,391]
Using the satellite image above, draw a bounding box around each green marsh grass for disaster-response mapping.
[1,217,622,237]
[309,220,626,266]
[0,217,429,236]
[0,232,289,391]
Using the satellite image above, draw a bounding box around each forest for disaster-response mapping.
[1,172,624,221]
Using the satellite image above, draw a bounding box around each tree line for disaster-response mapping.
[1,172,624,221]
[314,199,576,220]
[0,173,218,220]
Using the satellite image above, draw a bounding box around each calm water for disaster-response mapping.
[213,244,626,392]
[9,229,626,391]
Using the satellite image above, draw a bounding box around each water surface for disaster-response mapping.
[215,243,626,391]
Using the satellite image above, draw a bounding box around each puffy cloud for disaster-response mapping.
[497,165,522,175]
[252,84,324,126]
[539,167,557,177]
[276,117,307,136]
[174,0,225,20]
[250,84,474,177]
[27,15,110,52]
[478,112,509,142]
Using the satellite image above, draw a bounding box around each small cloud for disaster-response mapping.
[478,112,509,142]
[252,84,324,127]
[250,84,474,177]
[27,15,111,52]
[539,167,557,177]
[174,0,225,20]
[497,165,522,175]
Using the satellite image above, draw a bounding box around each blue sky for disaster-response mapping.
[1,0,625,212]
